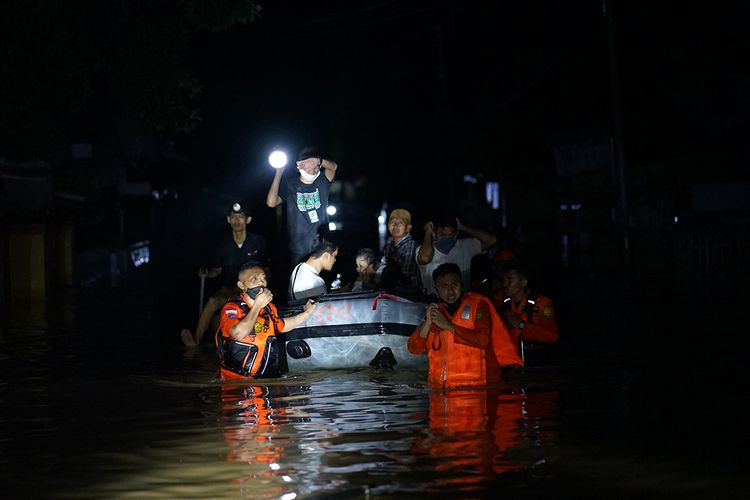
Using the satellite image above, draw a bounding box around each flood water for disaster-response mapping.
[1,277,749,499]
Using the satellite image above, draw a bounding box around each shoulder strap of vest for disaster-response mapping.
[500,296,511,313]
[523,291,538,323]
[227,295,250,313]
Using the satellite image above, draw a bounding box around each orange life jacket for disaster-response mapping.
[215,296,285,380]
[494,289,559,344]
[408,293,523,388]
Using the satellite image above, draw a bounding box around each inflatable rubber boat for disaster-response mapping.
[277,290,429,371]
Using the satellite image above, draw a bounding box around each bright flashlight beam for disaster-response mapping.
[269,150,288,169]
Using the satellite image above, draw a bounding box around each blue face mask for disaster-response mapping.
[435,236,457,254]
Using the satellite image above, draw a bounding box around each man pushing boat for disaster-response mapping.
[216,262,316,380]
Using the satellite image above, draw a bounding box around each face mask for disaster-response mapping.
[245,285,272,315]
[299,169,320,182]
[435,236,457,254]
[442,296,462,316]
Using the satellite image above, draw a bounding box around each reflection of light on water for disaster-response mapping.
[4,325,563,500]
[3,270,744,499]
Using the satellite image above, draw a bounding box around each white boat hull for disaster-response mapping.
[279,291,428,371]
[286,333,426,371]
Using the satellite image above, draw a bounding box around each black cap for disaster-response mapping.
[229,202,247,215]
[297,146,320,162]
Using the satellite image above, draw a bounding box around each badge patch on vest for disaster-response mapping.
[461,305,472,320]
[475,308,484,321]
[254,321,263,333]
[543,306,553,317]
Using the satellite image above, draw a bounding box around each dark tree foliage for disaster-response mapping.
[0,0,261,159]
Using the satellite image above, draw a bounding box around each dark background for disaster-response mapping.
[1,1,749,344]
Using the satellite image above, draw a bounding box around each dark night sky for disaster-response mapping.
[171,1,749,207]
[2,1,749,222]
[185,1,607,189]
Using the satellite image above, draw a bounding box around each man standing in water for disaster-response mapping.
[181,203,268,346]
[493,259,559,359]
[408,263,522,388]
[266,146,338,266]
[216,262,316,380]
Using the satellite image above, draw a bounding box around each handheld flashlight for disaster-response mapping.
[268,150,288,169]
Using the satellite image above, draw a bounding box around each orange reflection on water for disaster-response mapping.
[220,385,289,466]
[413,388,559,488]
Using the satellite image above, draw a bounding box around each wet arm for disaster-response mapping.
[229,304,263,340]
[281,300,316,332]
[407,322,430,354]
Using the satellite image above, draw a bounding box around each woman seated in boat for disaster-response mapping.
[216,261,316,380]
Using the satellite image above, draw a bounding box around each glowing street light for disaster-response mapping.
[268,150,288,169]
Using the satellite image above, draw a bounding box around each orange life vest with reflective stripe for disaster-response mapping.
[494,290,559,344]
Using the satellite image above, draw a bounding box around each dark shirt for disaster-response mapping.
[281,174,331,256]
[382,233,421,287]
[212,233,268,288]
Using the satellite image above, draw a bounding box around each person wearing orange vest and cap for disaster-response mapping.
[408,263,523,388]
[493,260,559,361]
[216,262,316,380]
